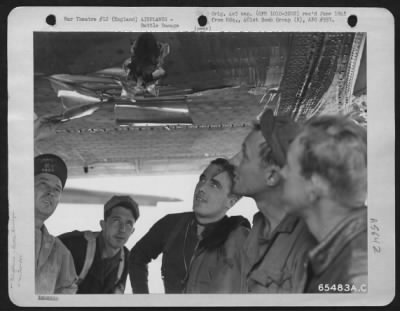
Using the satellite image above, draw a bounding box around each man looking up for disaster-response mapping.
[59,196,139,293]
[230,109,316,293]
[34,154,77,294]
[129,158,250,293]
[281,115,367,293]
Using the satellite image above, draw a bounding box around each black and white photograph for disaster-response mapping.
[8,7,395,307]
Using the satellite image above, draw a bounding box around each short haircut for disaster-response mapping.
[209,158,241,199]
[104,204,135,220]
[298,115,367,207]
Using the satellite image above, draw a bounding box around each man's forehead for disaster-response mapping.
[109,206,136,220]
[36,173,62,187]
[202,164,226,179]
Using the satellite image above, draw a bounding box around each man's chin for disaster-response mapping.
[37,202,56,213]
[112,238,127,248]
[35,210,52,222]
[193,201,207,211]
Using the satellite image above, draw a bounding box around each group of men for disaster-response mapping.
[35,154,138,294]
[35,108,367,295]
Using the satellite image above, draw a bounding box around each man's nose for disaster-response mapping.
[119,223,127,233]
[197,186,206,194]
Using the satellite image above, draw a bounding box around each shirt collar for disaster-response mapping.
[36,225,56,269]
[308,208,367,276]
[253,212,299,239]
[243,212,301,272]
[41,225,54,244]
[275,214,299,234]
[194,215,228,240]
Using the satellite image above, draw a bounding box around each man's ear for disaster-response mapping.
[308,174,330,203]
[100,219,105,231]
[264,164,282,187]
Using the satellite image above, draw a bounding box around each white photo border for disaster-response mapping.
[8,6,395,307]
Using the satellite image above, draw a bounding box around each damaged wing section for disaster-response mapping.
[115,97,192,125]
[46,72,193,125]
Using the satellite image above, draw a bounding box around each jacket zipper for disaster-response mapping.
[183,239,202,289]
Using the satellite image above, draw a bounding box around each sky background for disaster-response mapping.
[46,174,258,293]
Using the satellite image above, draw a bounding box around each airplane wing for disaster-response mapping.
[61,188,182,207]
[34,32,366,177]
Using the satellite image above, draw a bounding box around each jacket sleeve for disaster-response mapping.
[129,215,171,293]
[54,241,78,294]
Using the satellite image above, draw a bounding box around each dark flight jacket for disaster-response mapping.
[129,212,250,293]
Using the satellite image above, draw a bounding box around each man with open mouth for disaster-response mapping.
[35,154,78,294]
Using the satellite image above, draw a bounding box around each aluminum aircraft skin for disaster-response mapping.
[46,66,195,125]
[34,32,366,178]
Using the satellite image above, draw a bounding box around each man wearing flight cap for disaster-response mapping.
[229,109,316,293]
[34,154,78,294]
[59,195,139,294]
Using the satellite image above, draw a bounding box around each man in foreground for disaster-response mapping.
[129,158,250,293]
[281,115,367,293]
[229,109,316,293]
[59,195,139,293]
[35,154,77,294]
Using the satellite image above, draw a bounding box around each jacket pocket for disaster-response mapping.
[249,267,292,292]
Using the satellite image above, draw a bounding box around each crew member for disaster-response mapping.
[35,154,77,294]
[129,158,250,293]
[59,195,139,294]
[281,115,367,292]
[230,109,316,293]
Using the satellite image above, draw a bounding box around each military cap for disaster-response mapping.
[104,195,140,221]
[259,109,301,167]
[34,154,68,189]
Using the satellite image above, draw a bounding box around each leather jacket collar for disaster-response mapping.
[197,215,250,251]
